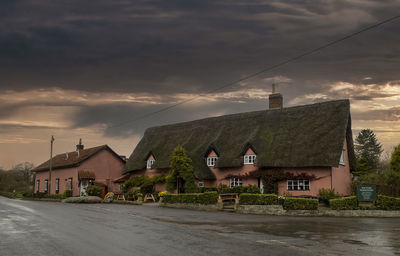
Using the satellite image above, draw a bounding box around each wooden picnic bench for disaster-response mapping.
[115,193,126,201]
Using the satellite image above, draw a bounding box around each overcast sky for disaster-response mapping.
[1,0,400,168]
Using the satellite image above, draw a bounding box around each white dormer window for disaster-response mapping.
[339,149,345,165]
[244,155,256,164]
[207,157,218,167]
[147,159,155,169]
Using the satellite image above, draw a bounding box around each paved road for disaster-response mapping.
[0,196,399,256]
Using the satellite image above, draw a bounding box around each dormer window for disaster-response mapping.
[147,159,155,169]
[339,149,345,165]
[207,157,218,167]
[244,155,256,164]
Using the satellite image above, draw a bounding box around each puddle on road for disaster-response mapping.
[148,215,400,255]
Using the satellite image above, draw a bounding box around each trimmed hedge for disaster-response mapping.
[218,185,261,194]
[283,197,318,210]
[162,192,218,205]
[239,193,278,205]
[329,196,358,210]
[376,195,400,210]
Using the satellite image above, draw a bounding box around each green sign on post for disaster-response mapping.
[357,184,377,202]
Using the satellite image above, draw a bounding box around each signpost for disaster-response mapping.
[357,184,377,202]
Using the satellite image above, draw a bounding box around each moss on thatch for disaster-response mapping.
[125,99,355,179]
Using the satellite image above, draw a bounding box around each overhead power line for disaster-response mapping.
[110,14,400,129]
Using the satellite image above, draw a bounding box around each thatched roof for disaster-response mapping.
[33,145,125,172]
[125,99,356,179]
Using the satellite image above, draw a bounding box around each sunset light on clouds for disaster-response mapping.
[0,0,399,168]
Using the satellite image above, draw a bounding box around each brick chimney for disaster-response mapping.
[76,138,84,151]
[268,83,283,109]
[269,93,283,109]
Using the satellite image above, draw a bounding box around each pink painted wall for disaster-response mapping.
[331,139,352,195]
[34,148,125,196]
[34,167,78,195]
[79,149,125,193]
[122,139,352,197]
[276,167,332,197]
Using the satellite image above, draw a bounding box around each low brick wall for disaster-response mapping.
[160,202,400,217]
[318,210,400,217]
[236,205,285,215]
[159,202,223,211]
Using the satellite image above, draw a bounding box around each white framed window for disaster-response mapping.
[68,178,73,190]
[36,180,40,192]
[244,154,256,164]
[44,180,48,193]
[339,149,345,165]
[207,157,218,167]
[287,180,310,191]
[55,179,59,194]
[230,177,243,188]
[147,159,155,169]
[198,180,204,188]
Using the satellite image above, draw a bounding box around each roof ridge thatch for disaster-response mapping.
[146,99,349,131]
[125,99,355,179]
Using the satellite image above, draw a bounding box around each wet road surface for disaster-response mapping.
[0,196,399,256]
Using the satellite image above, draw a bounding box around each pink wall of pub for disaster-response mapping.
[126,139,352,196]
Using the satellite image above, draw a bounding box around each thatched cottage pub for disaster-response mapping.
[123,93,356,196]
[33,141,125,197]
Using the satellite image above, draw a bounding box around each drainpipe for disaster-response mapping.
[330,167,333,190]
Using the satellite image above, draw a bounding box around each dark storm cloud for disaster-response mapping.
[72,96,269,138]
[0,0,399,94]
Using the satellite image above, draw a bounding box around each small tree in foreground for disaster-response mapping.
[390,144,400,173]
[355,129,383,175]
[166,146,196,193]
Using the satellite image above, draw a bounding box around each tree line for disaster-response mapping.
[354,129,400,196]
[0,162,35,195]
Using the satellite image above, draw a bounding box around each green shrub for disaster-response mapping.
[162,192,218,205]
[0,191,16,198]
[86,185,103,197]
[218,185,261,194]
[200,186,218,193]
[123,175,166,193]
[375,195,400,210]
[318,188,341,200]
[45,194,65,200]
[140,181,154,194]
[329,196,358,210]
[283,197,318,210]
[63,190,73,198]
[239,193,278,205]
